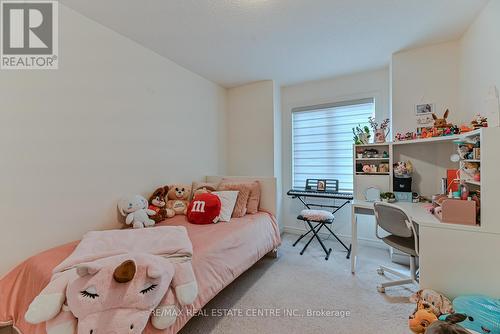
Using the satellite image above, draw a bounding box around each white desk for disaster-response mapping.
[351,200,438,273]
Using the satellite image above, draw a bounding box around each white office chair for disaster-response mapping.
[373,202,419,293]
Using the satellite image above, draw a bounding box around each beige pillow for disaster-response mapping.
[221,179,261,214]
[217,182,251,218]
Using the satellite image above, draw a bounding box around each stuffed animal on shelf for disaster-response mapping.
[426,314,472,334]
[166,184,192,216]
[118,195,156,228]
[471,114,488,129]
[148,187,175,223]
[432,109,452,128]
[409,309,438,334]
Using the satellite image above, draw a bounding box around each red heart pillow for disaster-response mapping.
[187,193,222,224]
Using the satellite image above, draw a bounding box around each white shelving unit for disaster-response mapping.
[353,143,392,200]
[352,127,500,232]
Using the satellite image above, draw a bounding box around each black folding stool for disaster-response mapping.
[289,179,352,261]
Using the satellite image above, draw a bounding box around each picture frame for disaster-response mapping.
[415,103,434,115]
[316,179,327,192]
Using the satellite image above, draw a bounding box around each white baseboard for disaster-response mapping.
[283,226,387,250]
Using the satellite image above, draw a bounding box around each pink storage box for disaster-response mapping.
[435,199,477,225]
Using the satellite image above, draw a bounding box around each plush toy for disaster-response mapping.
[471,114,488,129]
[25,227,199,334]
[458,145,471,160]
[432,109,452,128]
[394,161,413,177]
[25,254,183,334]
[441,295,500,334]
[187,193,222,225]
[410,289,454,317]
[409,309,438,334]
[166,184,192,216]
[462,162,479,180]
[426,314,472,334]
[118,195,156,228]
[148,187,174,223]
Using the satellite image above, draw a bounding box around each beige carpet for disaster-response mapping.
[179,233,416,334]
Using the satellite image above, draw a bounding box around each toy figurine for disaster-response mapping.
[459,124,473,133]
[432,109,452,128]
[471,114,488,129]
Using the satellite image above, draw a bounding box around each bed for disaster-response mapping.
[0,176,281,334]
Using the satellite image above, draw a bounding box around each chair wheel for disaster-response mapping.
[377,285,385,293]
[377,268,384,275]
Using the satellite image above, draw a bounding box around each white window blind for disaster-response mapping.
[292,98,375,192]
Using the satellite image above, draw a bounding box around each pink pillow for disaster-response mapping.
[217,182,251,218]
[221,179,261,214]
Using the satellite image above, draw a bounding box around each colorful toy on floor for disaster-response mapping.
[408,289,455,334]
[441,295,500,334]
[426,314,473,334]
[118,195,156,228]
[409,309,438,334]
[409,289,454,317]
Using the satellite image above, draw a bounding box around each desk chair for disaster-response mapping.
[374,202,419,293]
[293,209,352,260]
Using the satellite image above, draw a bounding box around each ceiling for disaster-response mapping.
[60,0,488,88]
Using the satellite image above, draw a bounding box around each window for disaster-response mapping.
[292,98,375,192]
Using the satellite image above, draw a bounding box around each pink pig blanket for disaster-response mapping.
[24,226,198,334]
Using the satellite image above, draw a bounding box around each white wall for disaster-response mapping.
[459,0,500,125]
[281,68,390,245]
[225,80,283,227]
[226,81,276,176]
[0,5,226,275]
[391,41,460,134]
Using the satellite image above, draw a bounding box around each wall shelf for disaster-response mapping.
[355,158,389,161]
[463,180,481,186]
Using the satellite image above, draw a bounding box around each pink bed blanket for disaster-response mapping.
[0,212,281,334]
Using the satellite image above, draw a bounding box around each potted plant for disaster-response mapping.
[380,192,396,203]
[352,125,371,144]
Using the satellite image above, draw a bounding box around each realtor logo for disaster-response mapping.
[1,0,58,69]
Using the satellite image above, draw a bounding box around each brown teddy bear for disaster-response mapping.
[148,186,175,223]
[166,184,191,216]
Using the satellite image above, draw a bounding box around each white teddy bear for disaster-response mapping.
[118,195,156,228]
